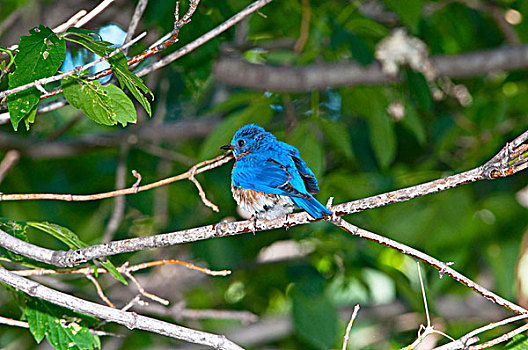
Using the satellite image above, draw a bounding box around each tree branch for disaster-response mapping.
[0,152,232,201]
[213,44,528,91]
[0,128,525,317]
[0,267,243,349]
[0,118,217,159]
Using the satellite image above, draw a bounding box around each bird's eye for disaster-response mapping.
[237,139,246,147]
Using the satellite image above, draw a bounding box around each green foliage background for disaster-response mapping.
[1,0,528,349]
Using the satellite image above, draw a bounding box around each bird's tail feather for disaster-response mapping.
[292,196,332,219]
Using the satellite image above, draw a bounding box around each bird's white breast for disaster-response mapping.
[232,185,294,220]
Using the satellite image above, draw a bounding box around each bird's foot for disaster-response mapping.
[249,215,258,235]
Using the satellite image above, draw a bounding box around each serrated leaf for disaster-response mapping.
[109,53,153,116]
[292,288,337,349]
[28,222,87,250]
[382,0,423,33]
[28,221,127,285]
[25,298,100,350]
[7,25,66,130]
[63,28,111,58]
[62,76,136,126]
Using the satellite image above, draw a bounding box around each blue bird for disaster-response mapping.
[221,124,332,220]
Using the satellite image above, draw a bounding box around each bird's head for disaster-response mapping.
[221,124,274,158]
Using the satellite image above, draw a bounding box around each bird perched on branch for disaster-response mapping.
[221,124,332,220]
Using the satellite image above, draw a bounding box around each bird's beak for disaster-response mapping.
[220,144,235,150]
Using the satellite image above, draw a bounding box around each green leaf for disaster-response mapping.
[292,288,337,349]
[109,53,153,116]
[28,221,127,285]
[7,25,66,130]
[28,222,87,250]
[382,0,423,33]
[349,32,374,66]
[401,100,426,145]
[405,68,433,114]
[318,119,354,160]
[366,107,396,168]
[63,28,111,58]
[25,297,100,350]
[62,76,136,126]
[98,259,127,285]
[506,334,528,349]
[342,88,396,168]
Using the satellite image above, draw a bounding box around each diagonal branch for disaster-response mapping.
[330,216,527,315]
[0,267,243,349]
[1,129,527,315]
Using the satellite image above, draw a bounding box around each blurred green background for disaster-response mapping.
[1,0,528,349]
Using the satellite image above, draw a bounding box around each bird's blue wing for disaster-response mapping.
[279,142,320,194]
[232,155,310,199]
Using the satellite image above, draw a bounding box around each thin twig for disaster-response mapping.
[85,274,116,308]
[399,263,454,349]
[189,161,220,212]
[123,0,149,55]
[0,0,272,115]
[468,322,528,349]
[0,267,244,349]
[434,314,528,350]
[0,149,19,184]
[0,153,232,201]
[342,304,360,350]
[0,315,29,328]
[124,270,170,306]
[10,259,231,277]
[0,314,117,337]
[102,143,130,243]
[0,32,146,101]
[75,0,115,28]
[52,10,88,33]
[135,0,272,78]
[331,217,528,315]
[294,0,311,53]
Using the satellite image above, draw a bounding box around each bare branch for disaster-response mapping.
[214,44,528,91]
[0,267,243,349]
[85,274,116,308]
[0,32,146,102]
[102,143,130,243]
[0,149,19,184]
[2,129,527,317]
[342,304,360,350]
[123,0,149,55]
[0,118,216,158]
[0,153,232,201]
[434,314,528,350]
[134,0,273,77]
